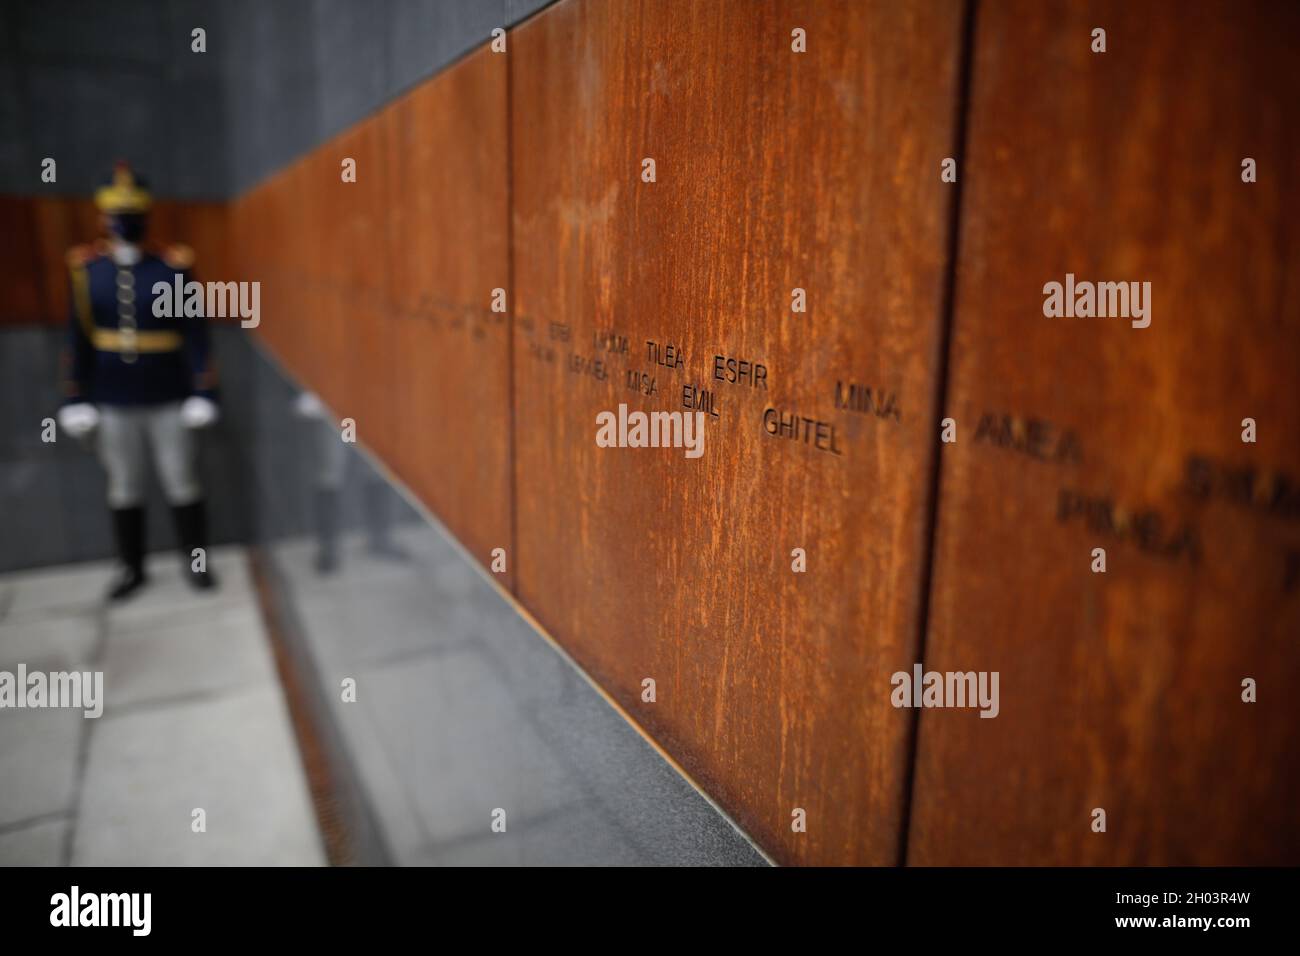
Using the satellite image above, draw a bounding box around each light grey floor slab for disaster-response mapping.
[72,686,325,866]
[2,559,113,623]
[0,613,97,672]
[0,818,69,866]
[0,708,84,828]
[104,547,252,631]
[102,602,277,711]
[0,545,325,866]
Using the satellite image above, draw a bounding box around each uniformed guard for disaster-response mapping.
[56,161,221,600]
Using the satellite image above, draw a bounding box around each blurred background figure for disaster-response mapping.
[56,161,221,600]
[293,389,346,574]
[294,389,409,574]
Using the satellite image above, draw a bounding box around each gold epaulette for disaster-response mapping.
[161,243,195,270]
[65,241,107,270]
[66,245,102,338]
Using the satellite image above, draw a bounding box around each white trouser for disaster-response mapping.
[97,402,200,509]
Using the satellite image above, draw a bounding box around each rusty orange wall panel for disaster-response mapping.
[32,198,101,325]
[228,193,265,351]
[380,47,513,577]
[908,0,1300,865]
[294,156,328,399]
[146,201,231,283]
[238,44,513,578]
[283,159,321,389]
[242,157,321,396]
[510,0,965,865]
[0,197,46,323]
[312,119,396,463]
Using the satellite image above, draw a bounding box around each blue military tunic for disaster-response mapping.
[63,241,216,407]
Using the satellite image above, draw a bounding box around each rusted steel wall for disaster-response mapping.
[230,47,514,581]
[9,0,1296,866]
[908,0,1300,866]
[509,0,964,865]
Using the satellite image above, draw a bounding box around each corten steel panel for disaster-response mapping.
[314,119,397,465]
[237,44,513,577]
[231,188,277,364]
[381,46,512,577]
[283,157,323,389]
[230,191,280,361]
[302,149,348,410]
[146,201,231,286]
[0,198,46,323]
[32,198,100,325]
[245,156,323,395]
[908,0,1300,865]
[511,0,964,864]
[243,167,287,373]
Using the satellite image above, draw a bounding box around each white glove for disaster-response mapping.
[294,391,325,420]
[180,395,220,429]
[57,402,100,439]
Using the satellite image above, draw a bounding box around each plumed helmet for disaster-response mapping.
[94,161,152,214]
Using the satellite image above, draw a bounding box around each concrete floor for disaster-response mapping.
[266,524,769,866]
[0,547,325,865]
[0,525,768,866]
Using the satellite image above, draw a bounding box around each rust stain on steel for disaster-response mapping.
[909,0,1300,865]
[510,0,965,865]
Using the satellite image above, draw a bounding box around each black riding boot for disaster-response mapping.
[172,500,218,590]
[363,478,408,561]
[314,486,340,574]
[107,506,147,601]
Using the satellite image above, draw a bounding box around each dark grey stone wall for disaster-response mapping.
[1,0,554,199]
[222,0,551,194]
[1,0,233,199]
